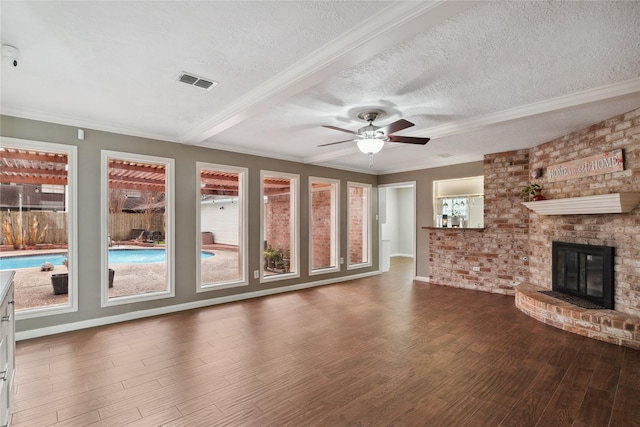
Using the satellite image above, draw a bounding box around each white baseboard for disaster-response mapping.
[391,253,414,258]
[16,270,381,341]
[414,276,429,282]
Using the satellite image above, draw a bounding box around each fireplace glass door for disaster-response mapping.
[552,241,614,309]
[586,254,604,298]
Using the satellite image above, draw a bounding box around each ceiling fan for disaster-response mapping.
[319,110,430,167]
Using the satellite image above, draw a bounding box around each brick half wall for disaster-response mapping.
[428,149,531,295]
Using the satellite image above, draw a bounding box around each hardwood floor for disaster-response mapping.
[12,257,640,426]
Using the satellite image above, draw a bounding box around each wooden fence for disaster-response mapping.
[0,211,164,246]
[1,211,67,246]
[109,213,165,241]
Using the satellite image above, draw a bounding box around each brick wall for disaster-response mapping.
[428,107,640,317]
[429,149,531,295]
[528,107,640,317]
[349,186,366,264]
[264,193,291,252]
[311,188,332,268]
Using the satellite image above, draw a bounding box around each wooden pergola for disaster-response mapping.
[1,148,294,197]
[0,148,68,186]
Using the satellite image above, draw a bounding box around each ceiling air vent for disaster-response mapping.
[177,72,218,91]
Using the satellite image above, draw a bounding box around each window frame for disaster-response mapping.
[347,181,372,270]
[433,176,484,229]
[308,177,340,276]
[259,170,300,283]
[1,137,79,320]
[100,150,175,307]
[196,162,248,292]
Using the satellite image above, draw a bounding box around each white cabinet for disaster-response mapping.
[0,271,15,427]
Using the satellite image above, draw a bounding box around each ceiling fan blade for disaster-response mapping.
[318,139,354,147]
[322,125,357,135]
[388,135,430,145]
[379,119,414,136]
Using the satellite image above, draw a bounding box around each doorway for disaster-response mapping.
[378,182,416,276]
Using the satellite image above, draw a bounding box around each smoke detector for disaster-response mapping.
[1,45,20,67]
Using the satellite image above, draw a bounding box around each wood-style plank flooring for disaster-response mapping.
[12,258,640,426]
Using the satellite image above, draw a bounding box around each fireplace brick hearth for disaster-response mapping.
[515,283,640,349]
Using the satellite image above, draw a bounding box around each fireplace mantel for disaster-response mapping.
[522,192,640,215]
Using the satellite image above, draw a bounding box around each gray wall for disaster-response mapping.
[1,115,379,333]
[379,161,484,278]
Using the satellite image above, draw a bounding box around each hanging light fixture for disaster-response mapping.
[319,109,430,168]
[356,138,385,155]
[354,112,389,167]
[357,138,385,168]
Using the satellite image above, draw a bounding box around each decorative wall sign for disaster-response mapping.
[547,149,624,182]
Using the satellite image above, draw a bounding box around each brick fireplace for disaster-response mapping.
[428,107,640,349]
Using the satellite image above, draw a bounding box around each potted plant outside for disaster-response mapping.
[51,253,69,295]
[263,245,281,271]
[51,253,114,294]
[51,272,69,295]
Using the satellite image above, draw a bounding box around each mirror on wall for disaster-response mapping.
[433,176,484,228]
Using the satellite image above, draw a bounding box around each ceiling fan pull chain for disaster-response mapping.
[368,153,375,168]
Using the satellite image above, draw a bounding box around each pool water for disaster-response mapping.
[0,249,213,270]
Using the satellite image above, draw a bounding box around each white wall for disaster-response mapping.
[380,187,414,257]
[381,188,399,254]
[396,188,414,256]
[201,200,239,245]
[434,176,483,197]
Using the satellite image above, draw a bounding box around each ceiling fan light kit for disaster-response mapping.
[320,110,431,167]
[356,138,385,154]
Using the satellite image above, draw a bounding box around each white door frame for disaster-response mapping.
[378,181,416,278]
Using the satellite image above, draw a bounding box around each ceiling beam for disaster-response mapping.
[181,1,477,145]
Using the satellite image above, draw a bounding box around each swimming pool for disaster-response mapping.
[0,249,214,270]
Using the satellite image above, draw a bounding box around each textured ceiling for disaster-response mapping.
[2,1,639,174]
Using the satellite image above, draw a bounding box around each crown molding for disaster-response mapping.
[196,141,303,164]
[409,77,640,140]
[306,78,640,169]
[1,107,177,143]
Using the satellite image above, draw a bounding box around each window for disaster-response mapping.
[197,163,247,291]
[261,171,299,281]
[0,138,78,318]
[101,151,174,306]
[347,182,372,268]
[309,177,339,274]
[433,176,484,228]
